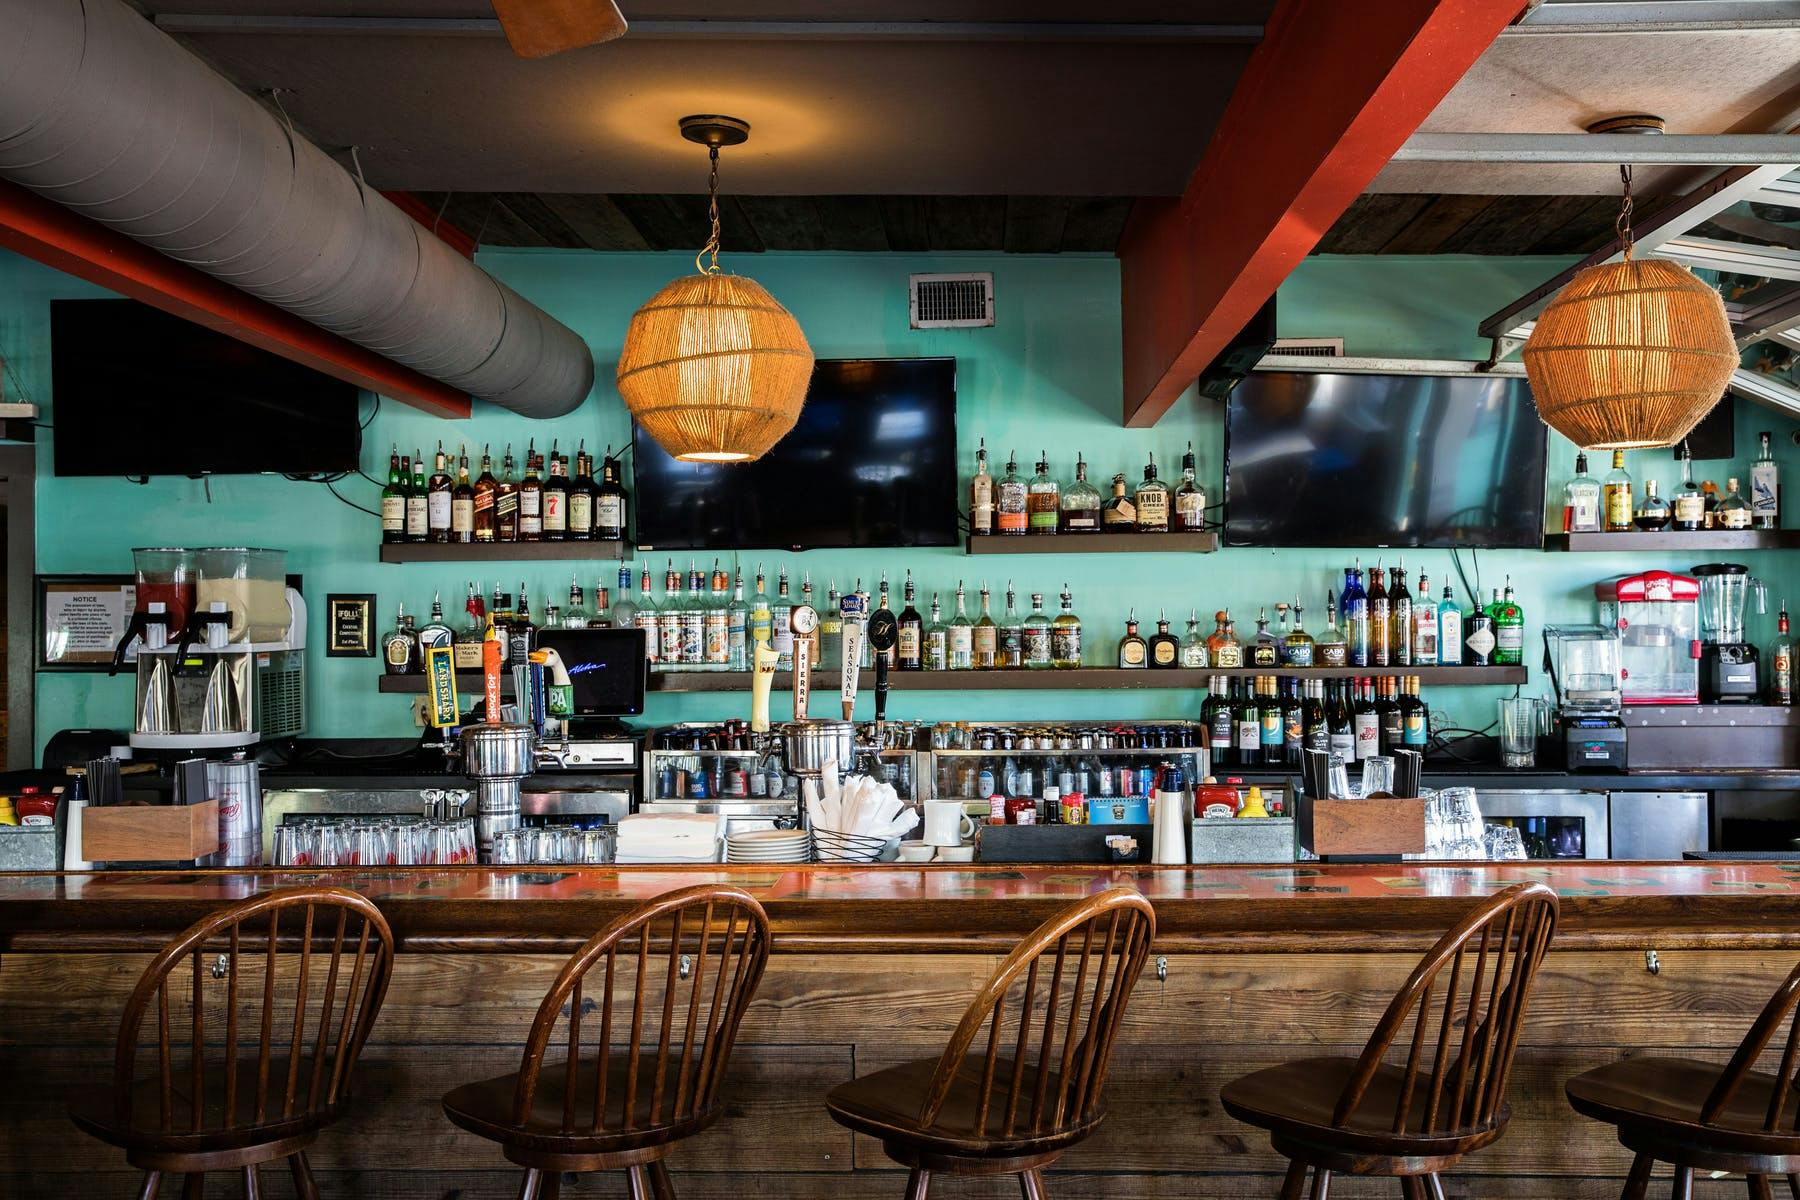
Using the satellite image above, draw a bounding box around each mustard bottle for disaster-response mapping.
[1236,785,1270,819]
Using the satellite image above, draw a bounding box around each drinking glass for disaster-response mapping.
[1359,756,1395,797]
[578,828,615,864]
[314,823,350,867]
[532,826,572,865]
[453,817,478,865]
[273,824,318,868]
[492,828,529,865]
[1497,697,1538,769]
[392,822,425,866]
[1485,823,1528,861]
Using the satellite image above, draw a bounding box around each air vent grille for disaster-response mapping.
[910,273,995,329]
[1270,338,1344,358]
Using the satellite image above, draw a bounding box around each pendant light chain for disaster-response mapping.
[1616,163,1635,262]
[696,144,723,275]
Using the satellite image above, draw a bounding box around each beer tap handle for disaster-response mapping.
[840,590,868,719]
[790,605,818,723]
[866,609,898,737]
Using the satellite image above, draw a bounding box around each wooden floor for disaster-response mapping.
[2,946,1788,1198]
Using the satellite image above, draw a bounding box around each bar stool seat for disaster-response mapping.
[825,1057,1103,1160]
[443,1059,717,1162]
[71,1060,336,1161]
[1567,1056,1800,1161]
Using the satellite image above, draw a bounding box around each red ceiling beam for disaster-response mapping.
[0,178,472,418]
[1117,0,1524,427]
[381,190,478,259]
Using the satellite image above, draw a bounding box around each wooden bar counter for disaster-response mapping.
[4,861,1797,1197]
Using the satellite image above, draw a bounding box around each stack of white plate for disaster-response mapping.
[725,829,812,864]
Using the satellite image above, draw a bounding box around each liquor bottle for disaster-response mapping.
[1315,592,1348,667]
[473,445,498,543]
[1027,453,1060,535]
[426,443,453,543]
[1464,597,1495,667]
[679,561,705,667]
[1101,474,1137,531]
[1180,610,1209,668]
[1250,607,1279,668]
[594,455,628,542]
[1284,596,1315,667]
[996,451,1028,535]
[948,581,975,669]
[924,593,949,670]
[1207,610,1243,668]
[415,593,454,660]
[488,583,513,668]
[1326,680,1355,762]
[1368,562,1390,667]
[999,583,1025,668]
[1260,677,1285,767]
[557,575,587,629]
[1769,602,1794,706]
[1134,454,1169,532]
[1342,561,1369,667]
[454,583,487,671]
[1302,678,1328,754]
[1376,676,1403,756]
[872,574,894,669]
[1273,602,1291,659]
[1023,592,1053,668]
[1234,678,1261,768]
[1563,452,1601,534]
[495,444,520,541]
[1438,584,1463,666]
[566,443,595,541]
[1061,454,1102,534]
[1117,609,1148,668]
[450,446,475,544]
[1493,579,1524,667]
[1411,572,1439,666]
[1400,676,1430,749]
[380,445,405,543]
[590,582,611,628]
[1703,479,1722,528]
[610,566,638,630]
[1352,678,1379,761]
[747,565,771,657]
[1390,564,1412,667]
[509,582,536,666]
[1052,586,1081,669]
[382,604,417,676]
[517,441,544,541]
[1753,431,1780,530]
[1148,609,1180,669]
[658,561,685,668]
[1173,441,1205,532]
[970,438,994,536]
[1603,450,1633,533]
[1206,677,1234,768]
[1673,441,1705,532]
[724,570,748,671]
[634,566,661,665]
[1719,477,1753,530]
[897,571,923,671]
[403,453,428,543]
[543,443,570,541]
[705,562,731,667]
[797,571,821,667]
[973,583,998,668]
[820,581,843,672]
[1635,480,1671,530]
[770,567,795,671]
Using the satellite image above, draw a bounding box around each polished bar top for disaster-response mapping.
[4,861,1799,953]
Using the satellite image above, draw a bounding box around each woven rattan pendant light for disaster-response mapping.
[618,116,814,463]
[1522,163,1737,451]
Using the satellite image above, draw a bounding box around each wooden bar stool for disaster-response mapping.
[823,887,1156,1199]
[1567,959,1800,1199]
[67,885,396,1199]
[441,883,771,1199]
[1220,881,1559,1199]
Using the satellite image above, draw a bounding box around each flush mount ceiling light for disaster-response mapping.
[617,116,815,464]
[1522,119,1738,451]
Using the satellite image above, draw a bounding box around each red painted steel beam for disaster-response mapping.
[1117,0,1523,427]
[0,178,472,418]
[382,190,477,259]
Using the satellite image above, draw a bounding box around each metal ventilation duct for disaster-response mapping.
[0,0,593,418]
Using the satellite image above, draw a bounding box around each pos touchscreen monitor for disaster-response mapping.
[532,628,648,717]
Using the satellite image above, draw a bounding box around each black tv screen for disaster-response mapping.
[631,357,959,551]
[50,299,362,477]
[1224,371,1547,549]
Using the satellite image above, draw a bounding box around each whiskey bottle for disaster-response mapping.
[509,582,536,666]
[1060,454,1102,533]
[417,591,455,658]
[1673,442,1705,531]
[970,438,994,536]
[1368,561,1390,667]
[517,440,544,541]
[594,455,629,541]
[1027,453,1060,535]
[382,604,417,676]
[403,453,428,543]
[1051,586,1081,669]
[542,442,570,541]
[567,443,595,541]
[1022,593,1053,668]
[924,593,949,670]
[1635,480,1671,530]
[999,583,1025,667]
[1315,591,1348,667]
[1753,431,1780,530]
[1284,596,1316,667]
[1117,609,1148,668]
[1134,454,1169,532]
[948,581,974,669]
[1180,610,1209,669]
[1148,609,1180,669]
[896,570,923,671]
[426,443,453,543]
[1719,477,1753,529]
[996,451,1028,535]
[495,444,520,542]
[1173,441,1205,532]
[1207,610,1244,668]
[1250,608,1279,667]
[380,445,405,544]
[454,583,487,671]
[473,445,498,543]
[451,446,475,544]
[1563,452,1602,534]
[1603,450,1633,533]
[973,583,998,668]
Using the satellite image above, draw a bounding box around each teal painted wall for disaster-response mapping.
[5,246,1798,756]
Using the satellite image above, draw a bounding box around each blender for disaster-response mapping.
[1693,563,1763,704]
[1542,624,1628,771]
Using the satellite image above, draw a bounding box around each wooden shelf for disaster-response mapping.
[379,540,629,563]
[1545,530,1800,552]
[966,531,1218,555]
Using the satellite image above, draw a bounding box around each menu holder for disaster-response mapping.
[82,801,219,864]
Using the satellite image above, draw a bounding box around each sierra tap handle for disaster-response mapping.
[789,604,818,723]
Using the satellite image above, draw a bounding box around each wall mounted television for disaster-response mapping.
[1223,370,1548,549]
[50,299,363,478]
[631,357,960,551]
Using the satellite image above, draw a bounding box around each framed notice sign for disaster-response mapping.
[326,593,377,658]
[37,574,136,671]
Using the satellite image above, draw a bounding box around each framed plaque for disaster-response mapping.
[327,593,377,658]
[37,574,136,671]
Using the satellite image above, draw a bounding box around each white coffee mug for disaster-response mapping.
[922,800,978,847]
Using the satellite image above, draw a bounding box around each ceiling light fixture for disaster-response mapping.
[1522,119,1738,450]
[617,115,814,463]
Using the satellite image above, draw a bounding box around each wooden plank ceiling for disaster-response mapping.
[418,190,1652,256]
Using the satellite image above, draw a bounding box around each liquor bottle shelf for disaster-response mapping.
[378,541,629,563]
[1544,530,1800,552]
[376,664,1523,696]
[966,531,1219,555]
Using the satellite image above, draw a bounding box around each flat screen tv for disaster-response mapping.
[50,299,363,477]
[1224,371,1547,549]
[631,357,959,551]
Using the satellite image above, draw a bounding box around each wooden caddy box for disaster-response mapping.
[81,801,219,863]
[1296,794,1427,858]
